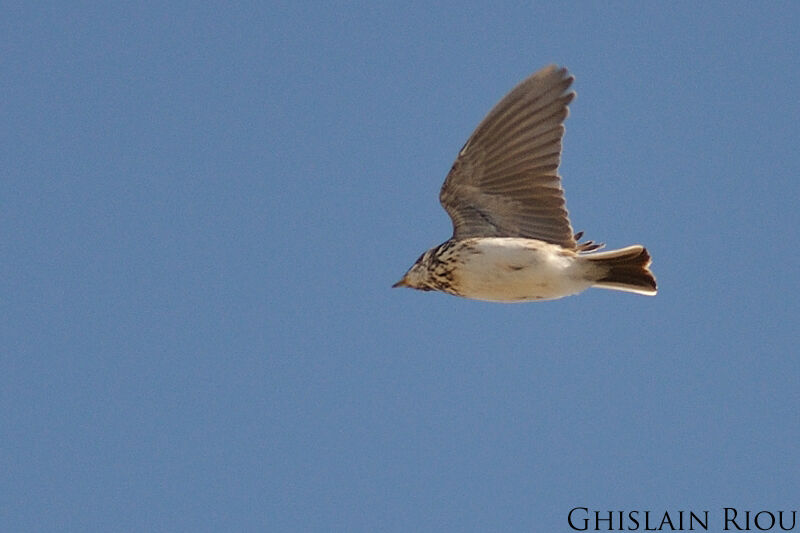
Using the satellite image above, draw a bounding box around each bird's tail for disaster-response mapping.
[585,245,657,296]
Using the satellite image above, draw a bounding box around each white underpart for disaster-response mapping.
[452,238,596,302]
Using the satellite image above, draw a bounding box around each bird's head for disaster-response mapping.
[392,250,435,291]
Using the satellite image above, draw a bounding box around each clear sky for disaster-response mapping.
[3,2,799,531]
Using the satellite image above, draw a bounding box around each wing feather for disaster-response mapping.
[439,65,578,248]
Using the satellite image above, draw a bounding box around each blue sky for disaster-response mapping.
[3,2,799,531]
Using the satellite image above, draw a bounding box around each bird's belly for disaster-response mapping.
[450,239,592,302]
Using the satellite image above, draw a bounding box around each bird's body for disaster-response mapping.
[394,65,657,301]
[404,238,594,302]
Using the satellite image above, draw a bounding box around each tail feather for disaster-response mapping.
[585,245,657,296]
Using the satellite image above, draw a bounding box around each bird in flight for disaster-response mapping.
[393,65,656,302]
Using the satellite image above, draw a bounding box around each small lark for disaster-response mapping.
[393,65,656,302]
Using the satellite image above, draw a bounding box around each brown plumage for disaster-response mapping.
[394,65,657,302]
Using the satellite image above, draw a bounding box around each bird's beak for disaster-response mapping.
[392,278,409,288]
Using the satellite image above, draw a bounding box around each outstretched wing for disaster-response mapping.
[439,65,577,249]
